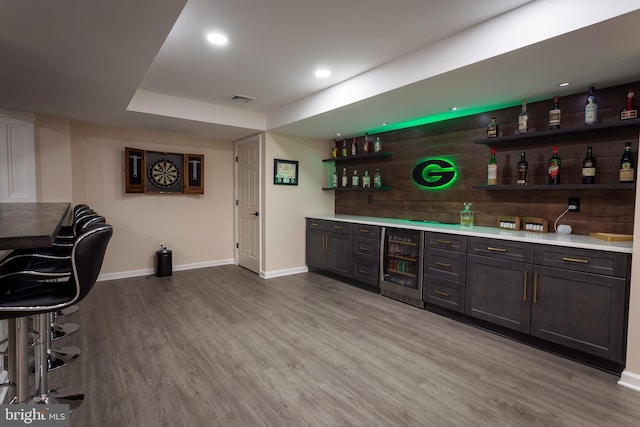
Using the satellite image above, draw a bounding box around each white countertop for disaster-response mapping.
[306,214,634,254]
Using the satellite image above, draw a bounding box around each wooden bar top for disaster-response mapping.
[0,202,70,250]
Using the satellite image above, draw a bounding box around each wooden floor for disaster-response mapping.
[53,265,640,426]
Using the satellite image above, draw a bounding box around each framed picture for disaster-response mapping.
[184,154,205,194]
[274,159,298,185]
[125,147,145,193]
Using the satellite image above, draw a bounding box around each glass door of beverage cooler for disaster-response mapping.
[380,228,424,308]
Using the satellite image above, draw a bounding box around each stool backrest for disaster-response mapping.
[69,223,113,304]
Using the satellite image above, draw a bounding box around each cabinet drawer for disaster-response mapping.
[425,248,466,282]
[353,259,379,286]
[353,236,379,261]
[353,224,380,238]
[467,237,533,263]
[425,232,467,253]
[424,276,464,313]
[306,219,352,234]
[533,245,629,278]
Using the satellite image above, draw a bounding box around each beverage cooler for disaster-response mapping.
[380,228,424,308]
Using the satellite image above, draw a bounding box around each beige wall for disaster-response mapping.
[262,132,333,275]
[34,115,73,202]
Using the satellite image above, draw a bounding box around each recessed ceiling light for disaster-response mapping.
[382,123,388,126]
[336,133,341,136]
[315,69,331,78]
[206,32,228,45]
[450,106,459,111]
[559,82,570,87]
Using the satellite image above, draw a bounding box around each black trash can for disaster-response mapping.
[156,249,172,277]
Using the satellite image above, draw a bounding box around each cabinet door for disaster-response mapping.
[326,232,353,277]
[531,265,627,362]
[466,255,532,333]
[306,228,327,269]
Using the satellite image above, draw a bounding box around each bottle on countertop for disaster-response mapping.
[517,148,528,185]
[620,89,639,121]
[487,117,498,138]
[341,140,347,157]
[585,86,598,125]
[362,170,371,188]
[518,99,528,134]
[582,146,596,184]
[351,138,357,156]
[548,146,561,184]
[549,96,561,130]
[352,169,359,187]
[620,142,635,183]
[460,202,474,227]
[373,168,382,188]
[341,167,348,187]
[487,148,497,185]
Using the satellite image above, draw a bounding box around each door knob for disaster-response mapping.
[251,212,259,217]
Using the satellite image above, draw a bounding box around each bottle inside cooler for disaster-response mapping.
[383,228,420,289]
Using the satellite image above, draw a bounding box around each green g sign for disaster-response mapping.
[412,158,458,190]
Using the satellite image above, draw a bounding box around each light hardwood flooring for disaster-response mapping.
[51,265,640,426]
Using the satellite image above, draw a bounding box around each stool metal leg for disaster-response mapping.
[13,317,30,404]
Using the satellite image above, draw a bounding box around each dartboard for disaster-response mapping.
[148,158,181,189]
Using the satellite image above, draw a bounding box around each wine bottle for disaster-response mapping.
[585,86,598,125]
[374,168,382,188]
[351,138,357,156]
[548,146,561,184]
[352,169,359,187]
[620,142,635,183]
[487,117,498,138]
[518,99,528,134]
[487,148,497,185]
[549,96,561,130]
[620,89,639,121]
[341,140,347,157]
[341,167,348,187]
[363,133,370,154]
[517,149,528,185]
[582,146,596,184]
[363,170,371,188]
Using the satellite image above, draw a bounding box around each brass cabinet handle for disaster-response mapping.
[487,247,507,253]
[324,235,328,253]
[435,262,451,268]
[534,272,539,304]
[435,290,450,297]
[311,222,319,227]
[358,269,369,275]
[359,229,370,233]
[334,225,343,230]
[436,239,452,245]
[359,247,370,252]
[562,257,589,264]
[523,271,528,302]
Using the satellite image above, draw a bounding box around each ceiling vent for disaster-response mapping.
[228,94,255,104]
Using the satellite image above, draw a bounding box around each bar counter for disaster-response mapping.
[0,202,70,250]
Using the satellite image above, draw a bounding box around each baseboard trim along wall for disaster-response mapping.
[618,370,640,391]
[97,259,235,282]
[261,266,309,279]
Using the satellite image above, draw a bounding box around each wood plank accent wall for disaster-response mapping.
[334,82,639,236]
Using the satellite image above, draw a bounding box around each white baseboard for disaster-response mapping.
[261,266,308,279]
[97,259,235,282]
[618,370,640,392]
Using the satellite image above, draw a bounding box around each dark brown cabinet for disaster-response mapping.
[352,224,381,287]
[306,219,352,277]
[423,232,467,313]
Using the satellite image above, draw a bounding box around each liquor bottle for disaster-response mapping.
[373,168,382,188]
[487,148,497,185]
[518,99,528,134]
[620,142,635,183]
[487,117,498,138]
[332,167,338,188]
[517,148,528,185]
[363,133,370,154]
[341,140,347,157]
[620,89,639,120]
[362,170,371,188]
[548,146,561,184]
[352,170,359,187]
[341,167,348,187]
[582,146,596,184]
[351,138,357,156]
[331,139,338,159]
[585,86,598,125]
[374,136,382,153]
[549,96,561,130]
[460,202,474,226]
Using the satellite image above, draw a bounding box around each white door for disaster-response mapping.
[0,112,36,202]
[235,134,261,274]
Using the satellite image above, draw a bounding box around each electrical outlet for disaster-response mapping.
[367,195,373,205]
[568,197,580,212]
